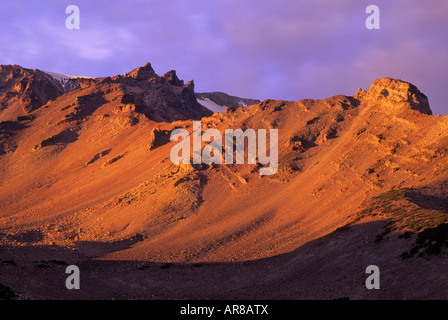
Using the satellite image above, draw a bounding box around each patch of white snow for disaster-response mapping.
[197,98,228,113]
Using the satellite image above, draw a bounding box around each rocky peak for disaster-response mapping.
[0,65,70,121]
[123,62,157,81]
[162,70,184,87]
[361,77,432,115]
[114,63,211,122]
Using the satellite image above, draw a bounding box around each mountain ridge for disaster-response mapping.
[0,62,447,299]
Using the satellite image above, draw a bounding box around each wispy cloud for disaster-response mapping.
[0,0,446,114]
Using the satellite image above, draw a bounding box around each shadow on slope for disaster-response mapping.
[0,219,447,300]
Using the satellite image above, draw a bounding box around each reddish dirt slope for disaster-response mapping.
[0,65,447,299]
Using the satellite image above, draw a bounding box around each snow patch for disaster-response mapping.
[238,100,248,107]
[197,98,229,113]
[42,70,83,93]
[43,71,72,86]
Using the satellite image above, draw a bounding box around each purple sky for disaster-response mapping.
[1,0,447,114]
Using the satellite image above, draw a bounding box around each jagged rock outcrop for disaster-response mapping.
[122,62,157,81]
[356,77,432,115]
[111,63,212,122]
[0,65,78,121]
[0,63,212,123]
[162,70,185,87]
[147,128,171,151]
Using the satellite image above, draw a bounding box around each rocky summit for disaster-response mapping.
[0,63,211,124]
[0,63,447,300]
[0,65,78,121]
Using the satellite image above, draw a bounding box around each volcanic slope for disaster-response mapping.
[0,65,447,269]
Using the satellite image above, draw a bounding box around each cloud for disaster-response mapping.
[0,0,446,114]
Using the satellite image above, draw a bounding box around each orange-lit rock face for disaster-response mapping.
[364,77,431,115]
[0,65,446,269]
[0,65,76,121]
